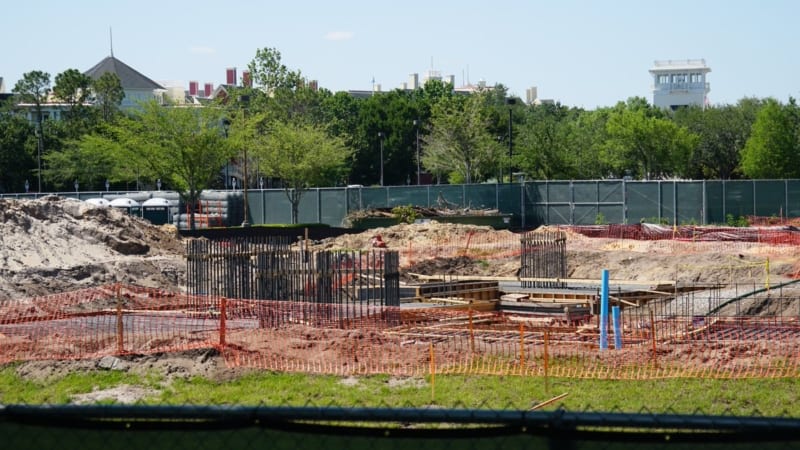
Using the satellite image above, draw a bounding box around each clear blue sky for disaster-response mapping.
[4,0,799,109]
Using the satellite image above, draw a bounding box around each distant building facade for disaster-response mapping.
[84,56,166,108]
[650,59,710,110]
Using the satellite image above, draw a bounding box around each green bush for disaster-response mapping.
[391,205,419,224]
[594,212,606,225]
[725,214,750,227]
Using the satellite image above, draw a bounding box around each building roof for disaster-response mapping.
[650,59,711,73]
[84,56,165,90]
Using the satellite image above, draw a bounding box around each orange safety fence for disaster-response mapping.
[3,284,800,379]
[557,224,800,258]
[559,223,800,244]
[370,224,800,271]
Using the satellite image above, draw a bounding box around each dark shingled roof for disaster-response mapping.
[84,56,165,90]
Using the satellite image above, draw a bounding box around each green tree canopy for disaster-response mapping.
[76,101,234,227]
[602,99,698,179]
[234,114,352,223]
[740,98,800,178]
[0,109,36,193]
[422,90,504,184]
[53,69,92,120]
[12,70,51,123]
[91,72,125,122]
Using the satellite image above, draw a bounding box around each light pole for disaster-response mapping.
[238,95,251,227]
[105,179,110,192]
[413,119,421,185]
[515,172,526,229]
[74,179,79,195]
[506,98,516,183]
[377,131,385,186]
[157,178,162,191]
[221,118,231,189]
[259,177,264,190]
[35,126,43,192]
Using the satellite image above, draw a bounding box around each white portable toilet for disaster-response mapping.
[109,197,141,216]
[84,198,111,207]
[142,197,171,225]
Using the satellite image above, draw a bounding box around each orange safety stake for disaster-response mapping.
[429,342,436,403]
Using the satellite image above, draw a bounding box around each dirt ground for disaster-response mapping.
[2,197,800,403]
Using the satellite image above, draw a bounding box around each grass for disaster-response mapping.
[1,364,799,416]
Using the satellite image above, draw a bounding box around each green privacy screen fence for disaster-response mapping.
[246,179,800,228]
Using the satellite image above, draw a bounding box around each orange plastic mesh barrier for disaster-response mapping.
[3,284,800,379]
[561,224,800,245]
[0,284,219,363]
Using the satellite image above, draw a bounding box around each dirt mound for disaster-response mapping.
[0,197,185,300]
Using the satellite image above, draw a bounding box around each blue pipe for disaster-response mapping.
[600,269,609,350]
[612,305,622,349]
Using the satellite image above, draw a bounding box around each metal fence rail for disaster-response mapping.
[3,404,800,449]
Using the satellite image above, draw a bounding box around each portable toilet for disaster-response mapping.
[84,198,110,207]
[142,197,171,225]
[109,197,141,216]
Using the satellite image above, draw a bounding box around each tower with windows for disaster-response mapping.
[649,59,710,110]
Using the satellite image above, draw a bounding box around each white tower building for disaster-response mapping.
[649,59,710,110]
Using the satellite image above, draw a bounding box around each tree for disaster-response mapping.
[740,98,800,178]
[421,91,503,184]
[602,101,698,179]
[91,72,125,122]
[672,101,760,179]
[236,116,352,224]
[53,68,92,121]
[13,70,51,191]
[42,132,116,191]
[0,109,36,193]
[516,103,581,180]
[12,70,51,124]
[350,89,426,186]
[247,47,303,94]
[77,100,234,228]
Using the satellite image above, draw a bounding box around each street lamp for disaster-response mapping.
[377,131,385,187]
[238,95,251,227]
[515,172,526,229]
[35,127,43,192]
[413,119,421,185]
[105,179,110,192]
[259,177,264,190]
[221,118,231,189]
[506,98,516,183]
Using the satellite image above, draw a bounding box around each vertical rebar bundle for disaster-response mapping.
[185,238,401,326]
[520,231,567,288]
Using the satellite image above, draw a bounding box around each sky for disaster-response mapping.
[3,0,799,109]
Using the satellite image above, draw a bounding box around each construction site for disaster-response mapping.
[2,196,800,383]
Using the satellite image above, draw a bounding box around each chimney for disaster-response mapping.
[226,67,237,86]
[242,70,252,87]
[189,81,198,96]
[204,83,213,97]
